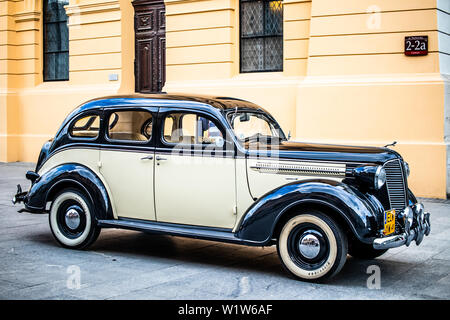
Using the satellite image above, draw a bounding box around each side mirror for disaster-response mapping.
[239,113,250,122]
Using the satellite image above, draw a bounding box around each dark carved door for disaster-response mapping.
[133,0,166,93]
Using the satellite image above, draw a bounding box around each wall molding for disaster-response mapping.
[13,11,40,23]
[65,0,120,16]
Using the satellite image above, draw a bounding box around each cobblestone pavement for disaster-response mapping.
[0,162,449,300]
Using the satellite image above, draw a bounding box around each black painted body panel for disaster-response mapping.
[236,179,384,245]
[98,218,260,246]
[246,141,400,164]
[25,163,112,220]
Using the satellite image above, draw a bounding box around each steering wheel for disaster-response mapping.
[109,113,119,130]
[141,118,153,139]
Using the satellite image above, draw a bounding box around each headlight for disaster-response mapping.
[375,166,386,189]
[353,165,386,190]
[403,161,410,177]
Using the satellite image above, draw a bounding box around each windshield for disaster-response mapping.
[227,111,286,142]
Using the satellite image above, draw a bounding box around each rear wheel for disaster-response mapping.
[349,241,388,259]
[49,188,100,249]
[277,210,348,281]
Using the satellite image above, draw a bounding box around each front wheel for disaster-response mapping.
[49,188,100,250]
[277,210,348,281]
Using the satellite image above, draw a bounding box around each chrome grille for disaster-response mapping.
[383,159,407,211]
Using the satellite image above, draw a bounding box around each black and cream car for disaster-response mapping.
[13,94,431,281]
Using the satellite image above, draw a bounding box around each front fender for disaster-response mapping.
[236,180,383,245]
[25,163,112,220]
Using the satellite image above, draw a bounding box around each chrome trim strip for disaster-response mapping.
[250,161,346,177]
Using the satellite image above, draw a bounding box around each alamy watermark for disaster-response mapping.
[366,265,381,289]
[66,265,81,290]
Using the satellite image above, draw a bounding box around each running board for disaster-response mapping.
[97,218,261,246]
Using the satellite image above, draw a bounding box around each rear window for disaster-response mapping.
[70,115,100,138]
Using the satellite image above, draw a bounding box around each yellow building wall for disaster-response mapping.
[298,0,448,198]
[1,0,449,198]
[0,0,135,162]
[164,0,449,199]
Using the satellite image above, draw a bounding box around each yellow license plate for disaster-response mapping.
[383,209,396,236]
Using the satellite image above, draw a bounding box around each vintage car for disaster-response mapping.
[13,94,431,281]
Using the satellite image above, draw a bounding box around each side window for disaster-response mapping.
[163,115,175,138]
[162,112,223,145]
[240,0,283,72]
[43,0,69,81]
[70,115,100,138]
[107,110,153,142]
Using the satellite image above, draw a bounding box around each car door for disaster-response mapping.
[154,108,236,229]
[99,107,157,220]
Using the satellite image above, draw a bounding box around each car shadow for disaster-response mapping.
[90,230,288,277]
[28,228,419,287]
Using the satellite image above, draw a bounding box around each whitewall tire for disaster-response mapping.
[277,210,348,281]
[49,189,100,249]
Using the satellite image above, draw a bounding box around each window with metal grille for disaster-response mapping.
[240,0,283,73]
[43,0,69,81]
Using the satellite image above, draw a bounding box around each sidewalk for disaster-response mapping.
[0,162,449,299]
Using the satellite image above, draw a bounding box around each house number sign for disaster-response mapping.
[405,36,428,56]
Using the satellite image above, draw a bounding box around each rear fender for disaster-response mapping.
[25,163,113,220]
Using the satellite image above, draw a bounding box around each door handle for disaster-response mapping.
[156,156,167,161]
[141,155,154,160]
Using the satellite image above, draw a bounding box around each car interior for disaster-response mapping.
[107,111,151,142]
[163,113,222,145]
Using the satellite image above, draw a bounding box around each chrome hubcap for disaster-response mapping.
[298,234,321,259]
[65,209,81,230]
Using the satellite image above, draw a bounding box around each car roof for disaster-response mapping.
[57,93,270,136]
[79,93,266,113]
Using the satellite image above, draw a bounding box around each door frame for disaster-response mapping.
[153,107,237,228]
[132,0,166,93]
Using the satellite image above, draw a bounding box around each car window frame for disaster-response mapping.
[160,110,227,149]
[67,112,102,142]
[103,107,156,146]
[226,110,286,142]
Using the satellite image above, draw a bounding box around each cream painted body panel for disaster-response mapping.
[100,149,155,221]
[38,148,100,177]
[233,158,256,232]
[246,158,345,199]
[37,148,118,218]
[154,153,236,229]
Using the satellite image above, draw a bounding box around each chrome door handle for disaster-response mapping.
[141,155,154,160]
[156,156,167,161]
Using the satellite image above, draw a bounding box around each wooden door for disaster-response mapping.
[133,0,166,93]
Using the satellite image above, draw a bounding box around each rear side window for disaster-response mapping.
[70,115,100,138]
[107,110,152,142]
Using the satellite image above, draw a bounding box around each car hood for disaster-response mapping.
[245,140,401,164]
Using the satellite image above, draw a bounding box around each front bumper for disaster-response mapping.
[373,203,431,250]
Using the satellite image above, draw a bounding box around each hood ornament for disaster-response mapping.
[384,141,397,148]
